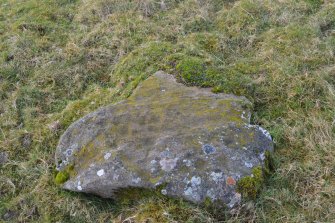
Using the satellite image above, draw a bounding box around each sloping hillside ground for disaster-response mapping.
[0,0,334,222]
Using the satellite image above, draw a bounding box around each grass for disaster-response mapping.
[0,0,334,222]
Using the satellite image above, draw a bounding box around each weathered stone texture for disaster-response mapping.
[55,71,273,207]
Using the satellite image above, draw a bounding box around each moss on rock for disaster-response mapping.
[54,164,76,185]
[237,166,264,199]
[55,171,70,185]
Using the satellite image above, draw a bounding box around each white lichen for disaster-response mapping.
[184,176,202,201]
[258,126,272,140]
[132,177,141,184]
[97,169,105,177]
[183,159,192,167]
[191,176,201,186]
[244,162,253,168]
[210,172,223,183]
[77,181,82,191]
[184,187,193,196]
[247,124,272,141]
[159,158,178,172]
[104,152,111,160]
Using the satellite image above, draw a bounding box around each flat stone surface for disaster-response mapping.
[55,71,273,207]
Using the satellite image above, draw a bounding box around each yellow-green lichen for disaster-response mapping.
[54,164,76,185]
[55,170,69,185]
[73,135,108,171]
[237,166,264,199]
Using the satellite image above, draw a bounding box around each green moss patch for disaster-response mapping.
[54,164,76,185]
[54,171,69,185]
[237,166,264,199]
[176,57,208,86]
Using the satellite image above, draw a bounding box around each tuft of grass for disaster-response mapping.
[176,57,208,86]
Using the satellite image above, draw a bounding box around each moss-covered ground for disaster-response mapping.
[0,0,334,222]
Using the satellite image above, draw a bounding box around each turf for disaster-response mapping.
[0,0,334,222]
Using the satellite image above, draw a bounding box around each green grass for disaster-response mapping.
[0,0,334,222]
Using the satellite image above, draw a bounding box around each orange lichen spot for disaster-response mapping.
[226,176,236,186]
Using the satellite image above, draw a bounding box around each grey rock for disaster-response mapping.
[2,210,17,221]
[55,71,273,206]
[0,152,8,165]
[160,1,167,11]
[20,133,32,149]
[48,120,61,132]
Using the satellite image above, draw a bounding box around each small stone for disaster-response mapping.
[20,133,32,149]
[0,152,8,165]
[160,0,167,11]
[2,210,16,221]
[48,120,61,132]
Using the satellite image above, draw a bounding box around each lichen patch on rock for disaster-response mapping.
[97,169,105,177]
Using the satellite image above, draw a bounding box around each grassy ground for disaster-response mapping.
[0,0,334,222]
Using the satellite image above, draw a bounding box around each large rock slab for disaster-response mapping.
[55,71,273,207]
